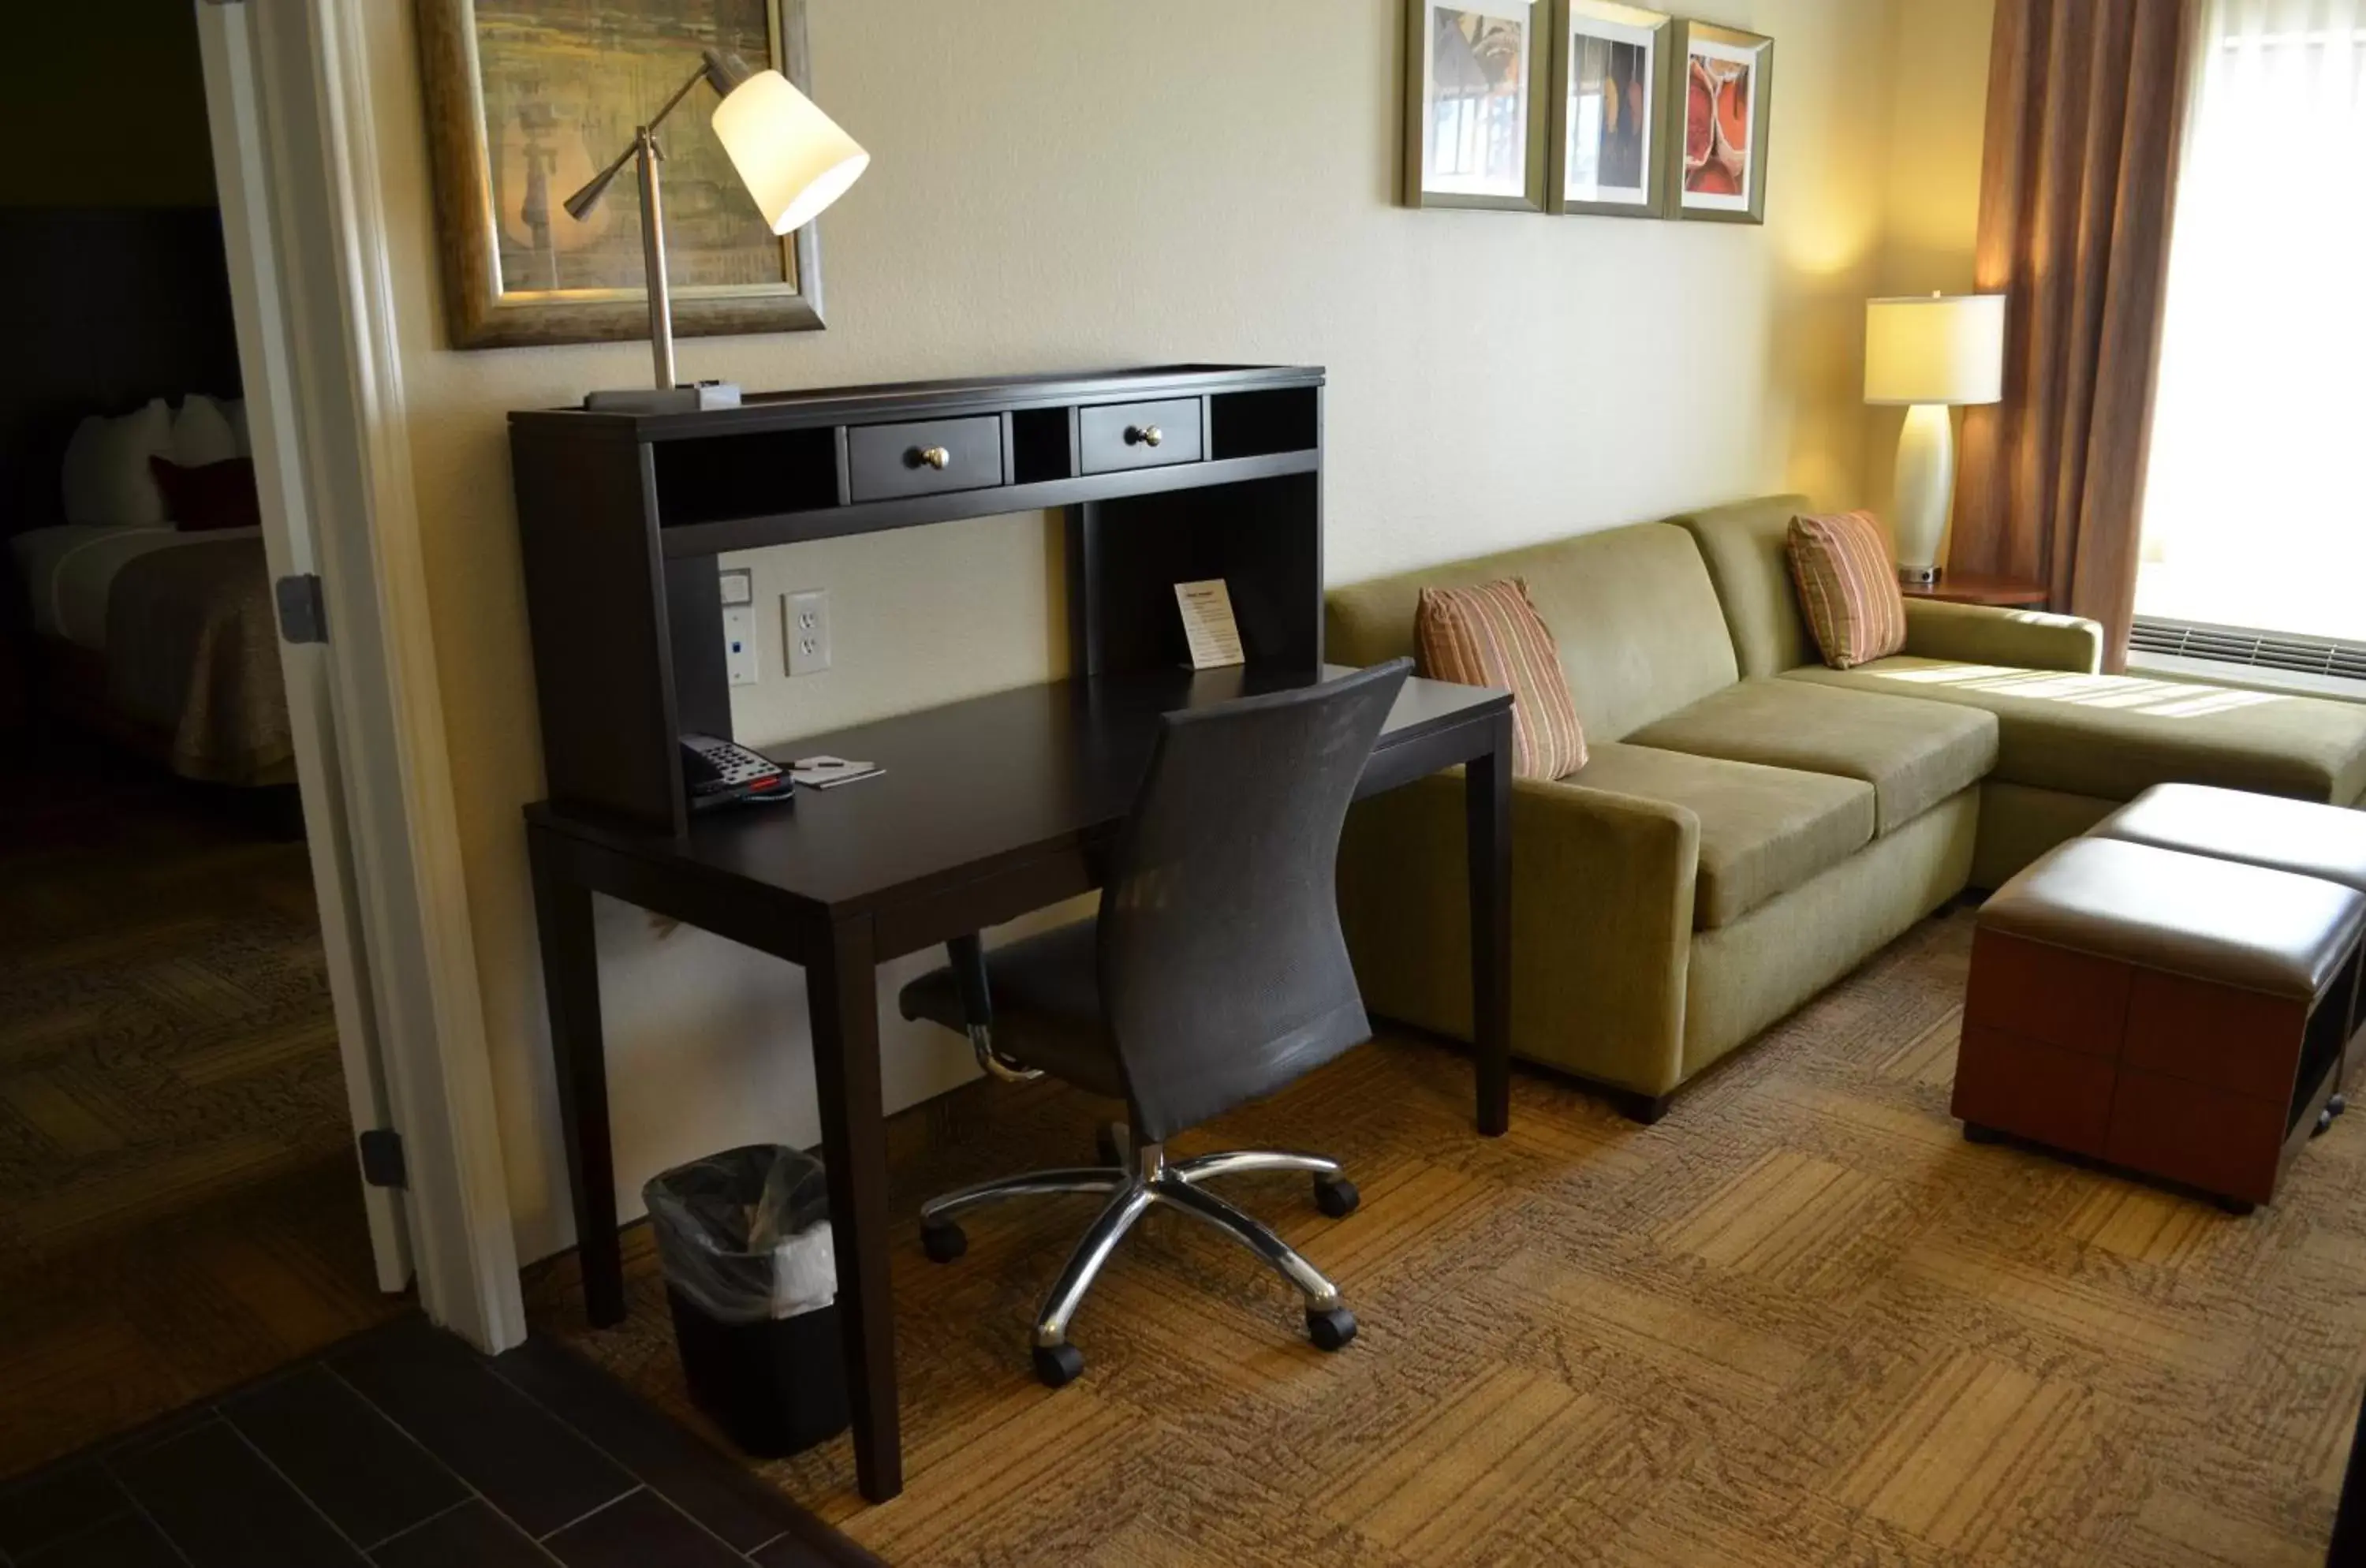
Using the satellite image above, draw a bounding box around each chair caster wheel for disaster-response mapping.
[1306,1306,1357,1352]
[2215,1196,2257,1217]
[920,1219,966,1263]
[1963,1122,2004,1145]
[2316,1108,2336,1138]
[1313,1174,1360,1219]
[1033,1342,1084,1388]
[2332,1094,2349,1117]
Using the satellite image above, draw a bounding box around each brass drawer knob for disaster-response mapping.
[1126,424,1163,449]
[916,446,952,470]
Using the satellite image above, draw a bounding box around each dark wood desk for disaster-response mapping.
[524,663,1513,1503]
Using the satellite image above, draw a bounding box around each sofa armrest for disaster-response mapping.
[1335,771,1700,1096]
[1903,598,2103,674]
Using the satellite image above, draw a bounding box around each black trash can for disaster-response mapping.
[644,1144,849,1458]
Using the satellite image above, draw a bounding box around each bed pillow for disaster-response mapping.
[1414,577,1587,780]
[150,456,263,533]
[1788,510,1908,670]
[173,396,241,468]
[61,398,174,527]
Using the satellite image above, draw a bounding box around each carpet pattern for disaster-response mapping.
[0,749,397,1477]
[535,909,2366,1567]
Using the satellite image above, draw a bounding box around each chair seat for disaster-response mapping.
[1566,741,1875,930]
[1628,678,1997,834]
[1784,658,2366,805]
[898,919,1128,1099]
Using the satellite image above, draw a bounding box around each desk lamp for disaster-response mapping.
[567,49,868,413]
[1864,293,2006,584]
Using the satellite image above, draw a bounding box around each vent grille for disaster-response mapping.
[2129,615,2366,683]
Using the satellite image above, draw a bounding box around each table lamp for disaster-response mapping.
[1864,293,2006,584]
[567,49,869,413]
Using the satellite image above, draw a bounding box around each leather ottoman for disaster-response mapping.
[2090,783,2366,894]
[1954,837,2366,1211]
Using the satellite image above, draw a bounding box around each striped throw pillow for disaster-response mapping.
[1414,578,1586,780]
[1788,511,1908,670]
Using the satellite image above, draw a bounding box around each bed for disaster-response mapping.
[0,208,293,787]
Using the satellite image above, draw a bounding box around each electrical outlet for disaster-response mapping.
[722,605,759,686]
[786,589,830,676]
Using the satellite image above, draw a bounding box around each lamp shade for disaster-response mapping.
[710,69,870,236]
[1864,294,2006,406]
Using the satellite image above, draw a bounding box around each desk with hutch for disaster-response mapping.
[509,364,1513,1502]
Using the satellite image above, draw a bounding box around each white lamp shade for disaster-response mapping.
[1864,294,2006,406]
[710,69,870,236]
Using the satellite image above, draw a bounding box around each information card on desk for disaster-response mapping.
[1174,579,1245,670]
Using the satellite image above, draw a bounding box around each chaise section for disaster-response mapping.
[1568,743,1875,928]
[1782,658,2366,807]
[1627,678,1996,834]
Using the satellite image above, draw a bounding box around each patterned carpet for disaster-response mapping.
[536,910,2366,1567]
[0,747,397,1476]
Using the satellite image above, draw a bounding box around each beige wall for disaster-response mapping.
[361,0,1985,1263]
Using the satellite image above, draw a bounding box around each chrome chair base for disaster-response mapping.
[918,1141,1361,1385]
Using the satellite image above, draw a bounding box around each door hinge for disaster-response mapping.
[275,574,328,644]
[357,1129,408,1189]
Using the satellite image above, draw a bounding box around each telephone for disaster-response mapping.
[680,733,791,811]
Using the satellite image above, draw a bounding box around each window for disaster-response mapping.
[2137,0,2366,644]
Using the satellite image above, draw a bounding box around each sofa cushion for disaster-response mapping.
[1569,741,1876,929]
[1788,510,1909,669]
[1786,657,2366,805]
[1327,523,1741,743]
[1628,678,1998,834]
[1415,578,1587,779]
[1666,494,1816,678]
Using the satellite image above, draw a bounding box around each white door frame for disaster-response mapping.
[193,0,526,1353]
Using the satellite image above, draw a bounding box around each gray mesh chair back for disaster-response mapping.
[1098,659,1410,1143]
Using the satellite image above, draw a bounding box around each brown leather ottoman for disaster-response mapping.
[1954,837,2366,1211]
[2090,783,2366,894]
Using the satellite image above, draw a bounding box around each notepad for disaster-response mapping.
[789,756,884,789]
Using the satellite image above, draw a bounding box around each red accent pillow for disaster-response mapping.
[150,456,263,533]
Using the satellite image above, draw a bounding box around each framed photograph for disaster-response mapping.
[1402,0,1552,211]
[1670,20,1772,224]
[416,0,827,350]
[1547,2,1674,217]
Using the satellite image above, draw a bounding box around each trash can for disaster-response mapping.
[644,1144,849,1458]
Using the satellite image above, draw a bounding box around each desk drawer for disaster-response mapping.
[845,416,1004,502]
[1078,398,1203,475]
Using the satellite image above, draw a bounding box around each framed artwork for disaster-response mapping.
[1547,1,1674,217]
[1670,20,1772,223]
[1402,0,1553,211]
[416,0,827,350]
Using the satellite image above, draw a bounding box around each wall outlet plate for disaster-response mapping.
[787,588,830,676]
[722,605,759,686]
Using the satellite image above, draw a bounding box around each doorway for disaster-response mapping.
[0,0,410,1477]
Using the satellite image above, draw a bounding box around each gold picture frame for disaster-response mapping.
[1669,19,1773,225]
[1546,0,1675,218]
[416,0,827,350]
[1402,0,1554,212]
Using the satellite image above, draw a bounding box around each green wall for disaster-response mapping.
[0,0,215,207]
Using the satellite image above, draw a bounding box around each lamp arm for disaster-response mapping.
[564,56,726,220]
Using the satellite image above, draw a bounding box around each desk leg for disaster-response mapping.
[527,828,625,1327]
[807,915,902,1502]
[1467,713,1513,1137]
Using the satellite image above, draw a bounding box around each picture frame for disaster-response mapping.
[1669,19,1773,224]
[415,0,827,350]
[1402,0,1554,212]
[1547,2,1674,218]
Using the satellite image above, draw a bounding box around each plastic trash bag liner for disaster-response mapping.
[642,1144,836,1325]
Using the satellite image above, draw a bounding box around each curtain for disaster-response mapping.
[2136,0,2366,644]
[1948,0,2199,670]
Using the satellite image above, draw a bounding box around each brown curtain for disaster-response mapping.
[1948,0,2196,670]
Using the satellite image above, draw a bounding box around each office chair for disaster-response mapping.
[898,659,1411,1387]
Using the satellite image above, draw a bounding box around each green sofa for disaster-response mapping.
[1327,494,2366,1118]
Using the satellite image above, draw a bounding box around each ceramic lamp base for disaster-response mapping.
[1892,402,1955,582]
